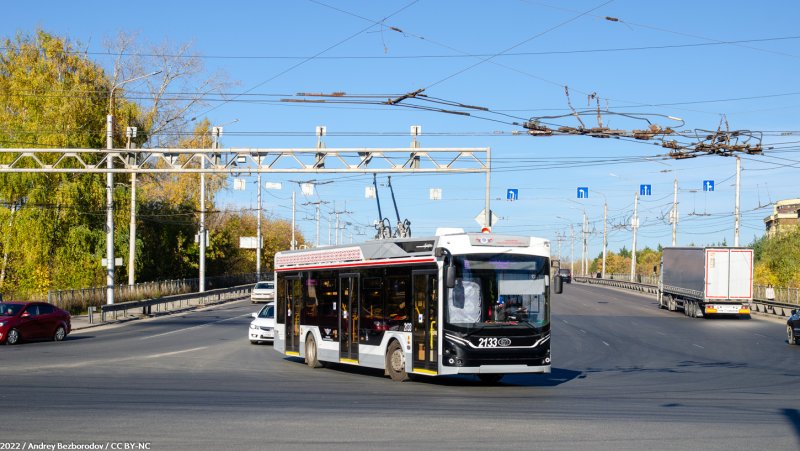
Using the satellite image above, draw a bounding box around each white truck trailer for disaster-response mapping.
[658,247,753,318]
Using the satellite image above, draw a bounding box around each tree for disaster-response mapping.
[0,31,110,297]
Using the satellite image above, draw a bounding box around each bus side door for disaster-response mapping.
[285,276,302,355]
[412,270,438,373]
[339,273,360,363]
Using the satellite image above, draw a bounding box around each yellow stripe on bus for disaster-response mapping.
[413,368,438,375]
[285,351,300,356]
[339,358,358,364]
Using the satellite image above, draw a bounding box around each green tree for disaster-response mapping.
[0,31,111,297]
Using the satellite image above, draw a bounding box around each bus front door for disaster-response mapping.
[285,277,302,355]
[339,274,360,363]
[412,270,438,374]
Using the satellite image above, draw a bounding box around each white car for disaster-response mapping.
[251,281,275,303]
[249,302,275,344]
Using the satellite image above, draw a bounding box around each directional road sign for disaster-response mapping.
[640,184,652,196]
[703,180,715,192]
[577,187,589,199]
[507,188,519,201]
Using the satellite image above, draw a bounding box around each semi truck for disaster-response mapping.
[658,247,753,318]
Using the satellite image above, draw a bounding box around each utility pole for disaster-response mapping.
[582,212,588,276]
[127,127,137,286]
[734,156,741,246]
[202,127,220,292]
[105,112,115,304]
[630,192,639,282]
[671,177,678,246]
[570,224,575,277]
[105,70,161,305]
[602,202,607,279]
[328,212,333,245]
[303,201,328,247]
[332,204,353,245]
[291,191,296,250]
[256,171,262,280]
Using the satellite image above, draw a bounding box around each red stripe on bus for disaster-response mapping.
[275,257,436,272]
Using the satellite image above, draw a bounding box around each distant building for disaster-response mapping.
[764,198,800,237]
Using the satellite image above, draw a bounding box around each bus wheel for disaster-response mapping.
[386,340,409,382]
[305,334,322,368]
[478,374,503,384]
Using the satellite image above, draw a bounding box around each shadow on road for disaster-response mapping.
[284,357,583,387]
[782,408,800,447]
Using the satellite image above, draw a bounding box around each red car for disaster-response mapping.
[0,302,71,345]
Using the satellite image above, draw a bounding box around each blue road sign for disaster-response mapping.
[577,187,589,199]
[703,180,715,192]
[640,184,652,196]
[507,188,519,201]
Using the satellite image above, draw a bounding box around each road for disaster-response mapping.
[1,284,798,450]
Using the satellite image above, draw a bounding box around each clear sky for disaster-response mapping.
[3,1,800,262]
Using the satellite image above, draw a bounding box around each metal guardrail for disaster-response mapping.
[573,276,799,317]
[574,276,659,295]
[96,284,252,323]
[47,273,264,314]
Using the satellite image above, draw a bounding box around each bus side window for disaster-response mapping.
[385,276,409,330]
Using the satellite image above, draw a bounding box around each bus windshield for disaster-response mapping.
[445,253,549,332]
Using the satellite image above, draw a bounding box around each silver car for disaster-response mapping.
[251,281,275,303]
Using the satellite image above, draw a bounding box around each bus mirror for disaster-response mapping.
[434,247,445,258]
[445,265,456,289]
[553,275,563,294]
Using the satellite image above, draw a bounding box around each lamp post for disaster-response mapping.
[106,70,161,305]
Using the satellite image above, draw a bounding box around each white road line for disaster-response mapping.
[562,319,569,324]
[656,331,666,336]
[602,341,610,347]
[693,344,705,349]
[140,314,251,340]
[8,346,209,371]
[579,329,587,334]
[753,333,769,338]
[144,347,208,359]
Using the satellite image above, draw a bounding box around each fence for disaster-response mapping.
[47,273,267,314]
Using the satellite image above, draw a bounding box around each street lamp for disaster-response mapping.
[106,70,161,305]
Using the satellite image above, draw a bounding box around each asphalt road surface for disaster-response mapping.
[2,284,798,450]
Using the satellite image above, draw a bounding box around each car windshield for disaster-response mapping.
[558,269,570,275]
[445,254,549,332]
[0,303,24,316]
[258,305,275,319]
[255,282,274,290]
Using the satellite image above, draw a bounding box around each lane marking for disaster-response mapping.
[656,331,666,336]
[602,341,610,347]
[6,346,209,371]
[562,319,570,324]
[144,347,208,359]
[140,314,252,340]
[693,344,705,349]
[579,329,587,334]
[753,333,768,338]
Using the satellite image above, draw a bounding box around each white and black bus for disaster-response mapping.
[273,229,560,383]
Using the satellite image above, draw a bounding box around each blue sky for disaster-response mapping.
[4,1,800,261]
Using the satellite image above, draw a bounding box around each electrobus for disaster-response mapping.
[273,229,560,383]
